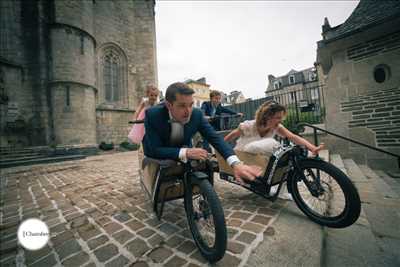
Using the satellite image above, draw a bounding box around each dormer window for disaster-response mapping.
[309,72,317,81]
[273,80,282,90]
[289,75,295,85]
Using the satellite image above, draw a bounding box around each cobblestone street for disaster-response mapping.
[1,151,288,267]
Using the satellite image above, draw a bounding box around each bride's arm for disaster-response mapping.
[224,128,241,142]
[277,126,324,154]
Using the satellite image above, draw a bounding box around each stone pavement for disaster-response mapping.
[0,151,289,267]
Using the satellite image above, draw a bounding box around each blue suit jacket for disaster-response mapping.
[201,101,237,117]
[201,101,238,130]
[143,104,234,160]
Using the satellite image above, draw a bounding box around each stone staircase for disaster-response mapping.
[324,154,400,266]
[246,150,400,266]
[0,146,86,168]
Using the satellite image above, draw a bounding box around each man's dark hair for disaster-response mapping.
[210,90,221,98]
[165,82,195,102]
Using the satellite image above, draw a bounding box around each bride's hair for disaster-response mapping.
[255,101,286,135]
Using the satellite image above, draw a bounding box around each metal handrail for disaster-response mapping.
[297,122,400,168]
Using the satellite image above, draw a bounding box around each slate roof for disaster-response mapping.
[326,0,400,42]
[286,69,298,76]
[274,67,314,80]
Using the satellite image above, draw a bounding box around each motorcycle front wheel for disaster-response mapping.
[184,177,227,262]
[289,159,361,228]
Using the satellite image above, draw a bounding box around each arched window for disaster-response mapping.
[104,52,119,101]
[97,43,128,107]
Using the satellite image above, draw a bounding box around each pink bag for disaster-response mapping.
[128,109,146,144]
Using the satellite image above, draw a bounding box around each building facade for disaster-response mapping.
[0,0,157,149]
[223,90,246,105]
[265,67,320,106]
[316,0,400,170]
[184,77,210,108]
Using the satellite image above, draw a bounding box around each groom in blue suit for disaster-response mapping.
[143,82,261,183]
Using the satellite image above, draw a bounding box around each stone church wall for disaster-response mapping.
[0,0,50,147]
[96,109,133,145]
[0,0,157,148]
[51,84,96,145]
[92,0,157,144]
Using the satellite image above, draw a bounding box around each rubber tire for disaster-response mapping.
[289,159,361,228]
[185,178,227,262]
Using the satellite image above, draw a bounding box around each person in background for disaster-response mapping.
[133,85,159,120]
[201,90,243,151]
[201,90,243,131]
[128,85,159,144]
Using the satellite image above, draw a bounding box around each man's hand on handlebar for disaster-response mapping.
[232,163,262,184]
[186,148,209,161]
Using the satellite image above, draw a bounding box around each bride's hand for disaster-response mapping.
[311,143,325,155]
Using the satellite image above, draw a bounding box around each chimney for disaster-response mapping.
[322,17,331,33]
[268,75,275,83]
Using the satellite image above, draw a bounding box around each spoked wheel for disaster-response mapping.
[289,159,361,228]
[184,178,227,262]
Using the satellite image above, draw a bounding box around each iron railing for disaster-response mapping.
[225,84,325,132]
[297,122,400,169]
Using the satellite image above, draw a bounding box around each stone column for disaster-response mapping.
[49,1,97,146]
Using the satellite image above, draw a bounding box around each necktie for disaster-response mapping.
[170,121,184,146]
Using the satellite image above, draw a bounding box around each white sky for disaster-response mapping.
[155,0,359,99]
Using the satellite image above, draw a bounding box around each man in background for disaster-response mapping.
[201,90,243,151]
[201,90,243,131]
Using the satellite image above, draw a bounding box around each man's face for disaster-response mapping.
[166,93,194,123]
[211,95,221,106]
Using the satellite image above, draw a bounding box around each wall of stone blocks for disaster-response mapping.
[341,87,400,170]
[0,66,31,147]
[346,49,400,96]
[343,87,400,146]
[133,0,158,98]
[93,0,157,109]
[0,0,157,148]
[92,0,157,144]
[323,31,400,170]
[54,0,94,36]
[347,31,400,62]
[50,1,97,147]
[96,109,133,145]
[50,28,96,86]
[0,0,51,147]
[51,84,97,145]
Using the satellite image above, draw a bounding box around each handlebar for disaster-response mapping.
[206,114,242,123]
[185,153,217,172]
[208,114,242,119]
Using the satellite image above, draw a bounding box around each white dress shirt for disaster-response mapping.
[168,112,240,166]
